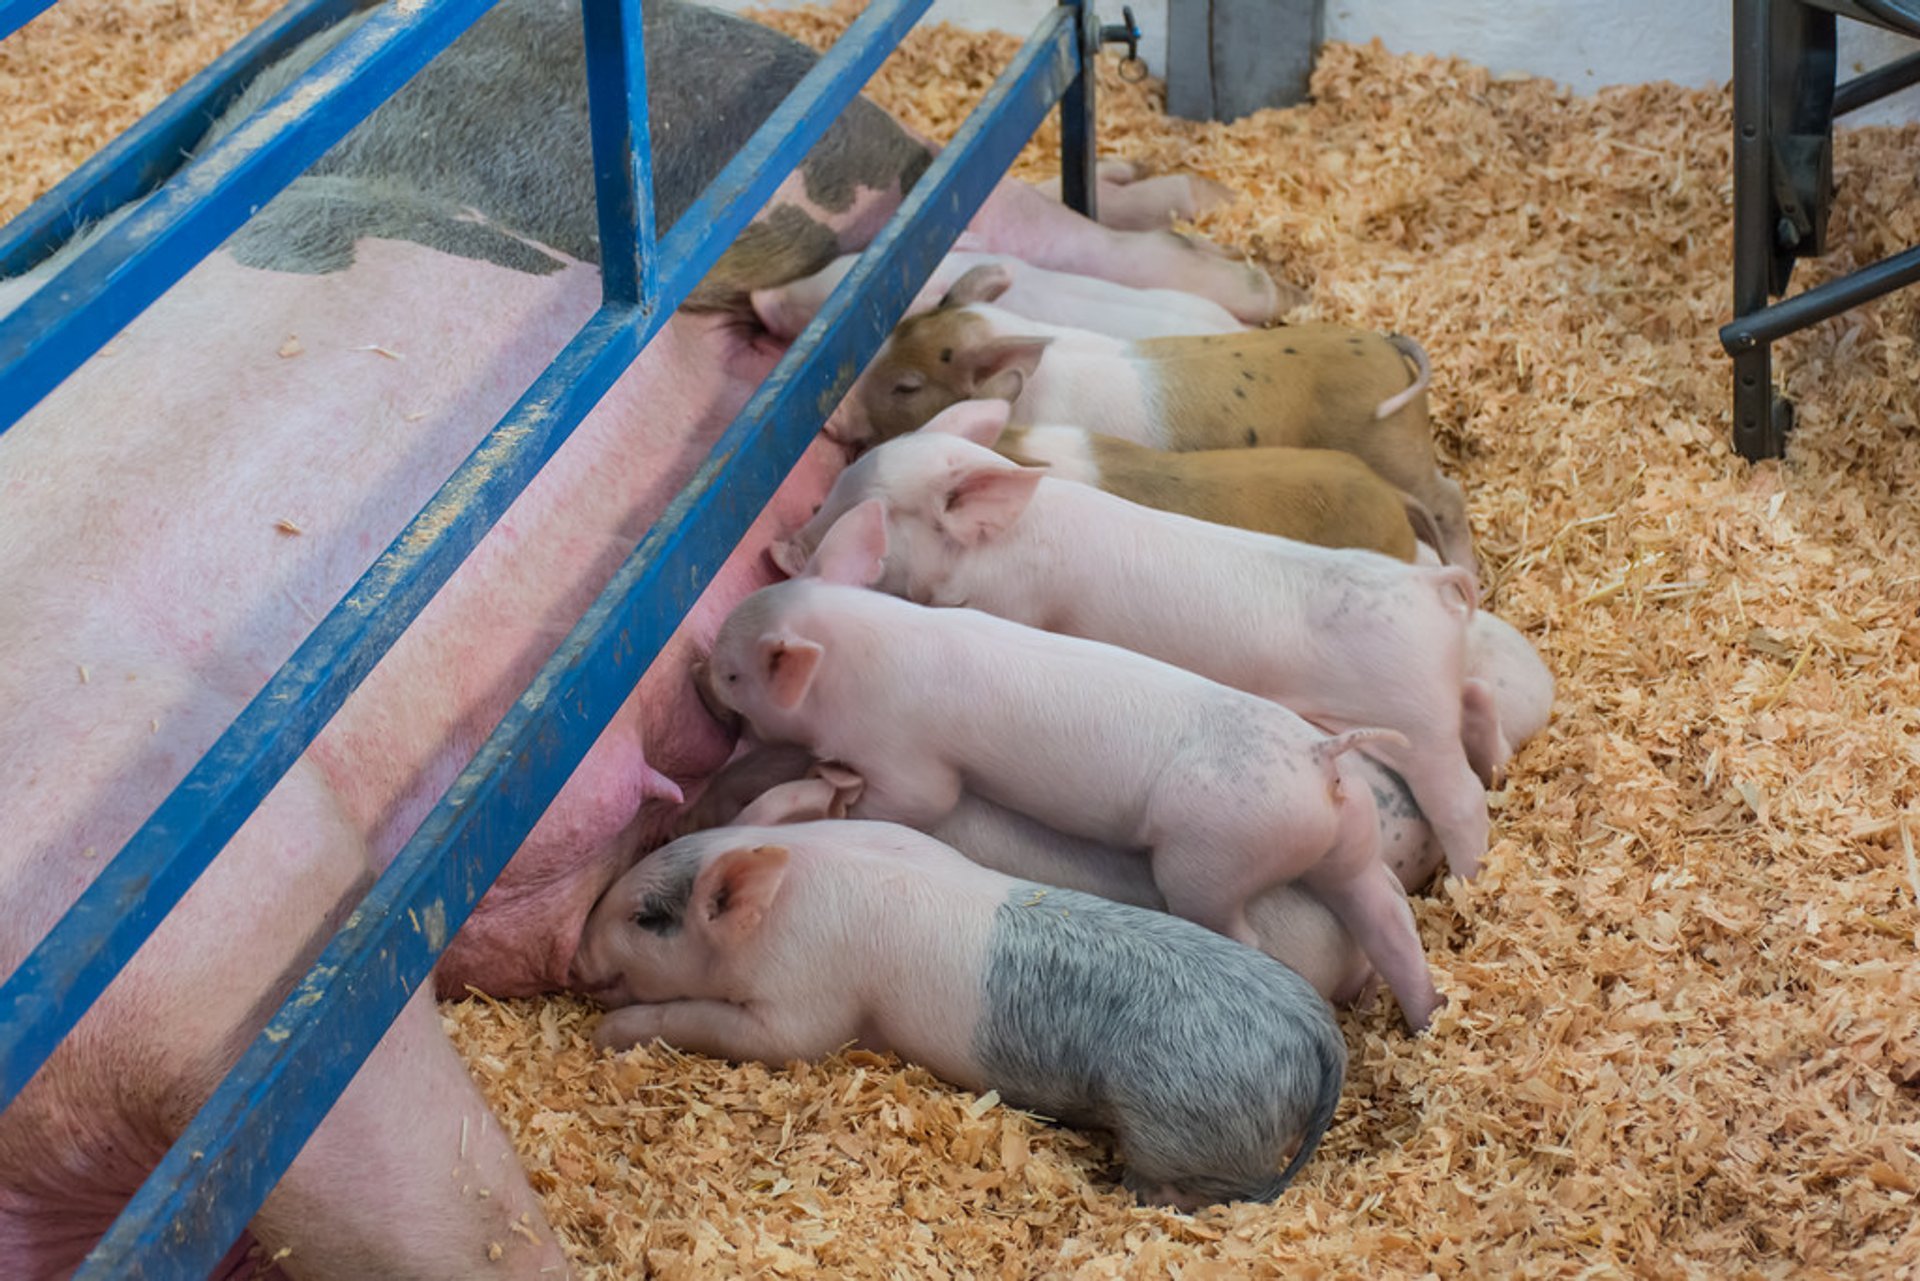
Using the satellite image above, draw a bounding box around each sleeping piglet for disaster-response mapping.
[574,815,1347,1209]
[848,268,1475,577]
[750,251,1243,343]
[680,757,1446,1006]
[698,543,1442,1028]
[775,423,1492,884]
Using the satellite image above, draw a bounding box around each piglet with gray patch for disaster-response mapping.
[574,818,1347,1210]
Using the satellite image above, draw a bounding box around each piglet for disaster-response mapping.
[677,748,1444,1007]
[980,402,1436,562]
[752,254,1243,343]
[777,422,1489,884]
[850,289,1474,576]
[699,548,1442,1028]
[575,817,1347,1209]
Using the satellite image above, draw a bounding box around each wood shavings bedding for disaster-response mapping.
[7,2,1917,1276]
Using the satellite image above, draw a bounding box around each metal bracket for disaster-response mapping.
[1100,5,1146,80]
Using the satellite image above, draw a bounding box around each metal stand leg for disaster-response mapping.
[1731,0,1789,460]
[1057,0,1097,219]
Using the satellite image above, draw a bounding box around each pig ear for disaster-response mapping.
[758,634,825,711]
[766,537,809,579]
[805,500,888,587]
[690,844,791,945]
[810,762,866,814]
[959,336,1051,403]
[939,465,1044,545]
[734,779,840,826]
[919,398,1012,448]
[938,262,1013,308]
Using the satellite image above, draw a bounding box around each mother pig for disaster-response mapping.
[0,2,1283,1276]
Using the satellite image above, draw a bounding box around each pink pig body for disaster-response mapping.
[786,423,1491,882]
[701,575,1442,1028]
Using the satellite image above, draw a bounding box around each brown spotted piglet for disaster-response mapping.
[849,264,1474,576]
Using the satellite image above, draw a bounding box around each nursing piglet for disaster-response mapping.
[783,429,1490,883]
[575,818,1347,1208]
[751,254,1243,342]
[699,553,1442,1028]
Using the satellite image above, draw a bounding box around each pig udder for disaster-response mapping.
[433,432,847,998]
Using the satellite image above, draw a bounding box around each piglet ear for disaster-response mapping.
[940,465,1044,545]
[919,398,1012,448]
[758,633,825,711]
[734,778,841,826]
[810,762,866,815]
[805,500,888,587]
[690,844,791,945]
[938,262,1013,308]
[959,336,1051,403]
[766,537,809,579]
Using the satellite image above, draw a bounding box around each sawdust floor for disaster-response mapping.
[6,2,1918,1277]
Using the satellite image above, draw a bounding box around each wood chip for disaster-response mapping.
[278,336,303,358]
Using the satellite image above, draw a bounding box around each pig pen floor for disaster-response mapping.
[9,2,1920,1276]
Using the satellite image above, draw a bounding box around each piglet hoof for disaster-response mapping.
[1401,988,1446,1035]
[1185,175,1238,219]
[1122,1172,1207,1214]
[1271,276,1312,315]
[1202,257,1297,326]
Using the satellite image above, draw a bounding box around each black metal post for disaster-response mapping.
[1732,0,1788,460]
[1057,0,1098,219]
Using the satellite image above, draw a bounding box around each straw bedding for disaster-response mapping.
[6,2,1917,1276]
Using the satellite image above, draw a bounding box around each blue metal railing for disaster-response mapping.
[0,0,1098,1273]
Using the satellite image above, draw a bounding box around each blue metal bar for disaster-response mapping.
[0,0,933,1124]
[0,0,57,43]
[0,0,371,278]
[0,0,497,438]
[581,0,657,309]
[79,11,1079,1273]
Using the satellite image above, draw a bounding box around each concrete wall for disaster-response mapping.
[720,0,1920,124]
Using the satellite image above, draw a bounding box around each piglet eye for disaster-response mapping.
[632,907,676,934]
[726,673,738,683]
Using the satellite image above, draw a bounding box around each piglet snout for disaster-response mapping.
[690,658,743,736]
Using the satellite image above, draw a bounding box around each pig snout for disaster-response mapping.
[567,922,635,1008]
[691,658,744,736]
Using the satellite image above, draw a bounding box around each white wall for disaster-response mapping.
[721,0,1920,125]
[1326,1,1920,125]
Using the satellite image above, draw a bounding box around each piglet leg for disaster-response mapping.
[1375,743,1489,882]
[1032,170,1237,231]
[1304,858,1442,1032]
[249,987,569,1278]
[595,1000,837,1064]
[966,179,1287,324]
